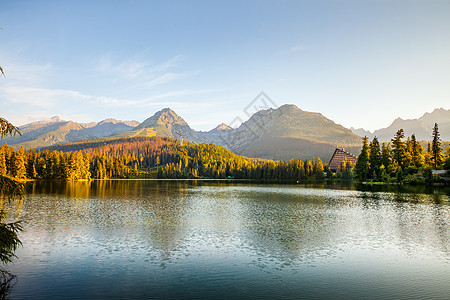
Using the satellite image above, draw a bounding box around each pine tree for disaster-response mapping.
[13,147,27,179]
[355,136,370,181]
[79,153,91,180]
[369,137,381,180]
[339,157,348,174]
[381,143,391,171]
[0,144,7,175]
[391,129,406,167]
[431,123,443,168]
[304,160,313,176]
[410,134,424,167]
[404,137,412,168]
[65,152,78,180]
[26,150,37,179]
[396,166,404,184]
[134,162,138,176]
[424,142,433,167]
[314,157,324,179]
[379,164,388,182]
[341,157,354,181]
[36,157,46,179]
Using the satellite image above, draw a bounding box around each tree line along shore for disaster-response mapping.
[354,123,449,184]
[0,137,328,181]
[0,124,449,185]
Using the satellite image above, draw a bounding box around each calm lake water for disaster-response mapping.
[2,180,450,299]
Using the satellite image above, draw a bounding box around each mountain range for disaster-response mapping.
[3,106,449,162]
[350,108,450,142]
[1,116,139,149]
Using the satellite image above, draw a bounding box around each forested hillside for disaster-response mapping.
[1,137,328,181]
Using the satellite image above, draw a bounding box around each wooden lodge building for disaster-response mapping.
[328,148,358,172]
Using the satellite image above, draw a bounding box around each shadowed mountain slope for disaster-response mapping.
[218,104,361,161]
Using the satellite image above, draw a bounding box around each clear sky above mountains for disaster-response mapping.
[1,0,449,131]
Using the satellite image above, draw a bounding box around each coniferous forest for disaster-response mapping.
[1,125,449,184]
[354,123,450,184]
[0,137,328,181]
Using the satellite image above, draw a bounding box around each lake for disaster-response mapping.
[2,180,450,299]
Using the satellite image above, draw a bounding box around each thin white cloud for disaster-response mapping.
[1,85,211,109]
[97,54,185,88]
[0,86,134,108]
[146,55,182,73]
[277,45,306,55]
[1,61,53,85]
[98,56,148,80]
[144,72,186,88]
[1,52,194,111]
[0,51,206,126]
[1,86,58,108]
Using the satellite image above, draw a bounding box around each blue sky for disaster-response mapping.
[1,0,449,131]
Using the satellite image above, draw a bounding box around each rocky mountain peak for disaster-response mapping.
[214,123,233,131]
[277,104,301,112]
[136,108,188,130]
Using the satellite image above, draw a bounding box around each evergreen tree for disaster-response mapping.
[379,165,388,182]
[369,137,381,180]
[410,134,424,167]
[314,157,324,179]
[26,150,37,179]
[79,153,91,180]
[355,136,370,181]
[381,143,391,172]
[0,136,344,181]
[36,157,46,179]
[404,137,412,167]
[134,162,138,176]
[391,129,406,168]
[424,167,433,185]
[396,166,404,184]
[304,160,313,176]
[0,144,7,175]
[431,123,443,168]
[324,165,332,178]
[339,157,348,174]
[65,152,78,180]
[0,117,20,139]
[12,147,27,179]
[341,158,354,181]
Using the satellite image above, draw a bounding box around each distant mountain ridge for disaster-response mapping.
[350,108,450,141]
[2,117,140,149]
[116,104,361,160]
[3,105,448,161]
[61,104,361,161]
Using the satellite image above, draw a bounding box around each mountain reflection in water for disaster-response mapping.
[3,180,449,299]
